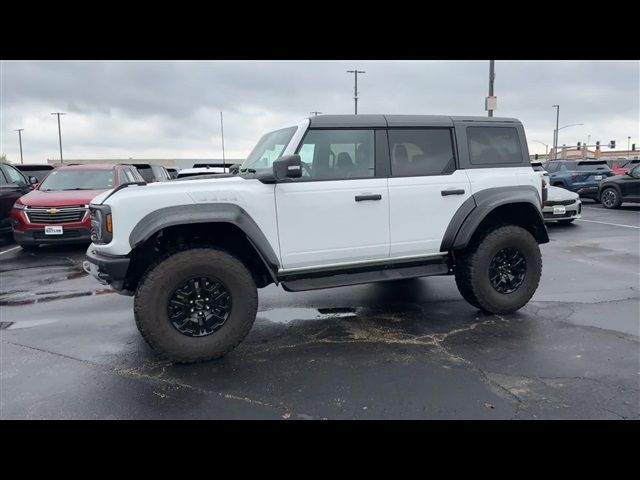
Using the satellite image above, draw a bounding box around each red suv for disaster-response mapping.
[11,163,143,250]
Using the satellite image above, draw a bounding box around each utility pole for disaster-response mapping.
[310,111,322,116]
[552,105,560,160]
[628,136,632,160]
[346,70,365,114]
[15,129,24,164]
[220,112,226,172]
[487,60,495,117]
[51,112,66,163]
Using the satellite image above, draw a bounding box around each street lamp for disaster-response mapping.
[628,136,632,159]
[552,105,560,159]
[555,123,584,158]
[51,112,67,163]
[346,70,365,114]
[14,129,24,164]
[531,140,549,159]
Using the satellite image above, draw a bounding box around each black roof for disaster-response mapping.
[307,114,520,128]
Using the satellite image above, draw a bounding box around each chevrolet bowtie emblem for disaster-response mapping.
[47,208,59,214]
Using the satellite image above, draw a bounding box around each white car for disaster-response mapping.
[542,185,581,224]
[84,114,549,362]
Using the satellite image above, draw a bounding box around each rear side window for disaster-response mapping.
[575,162,611,171]
[467,127,523,165]
[389,129,456,176]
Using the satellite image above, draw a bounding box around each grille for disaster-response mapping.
[26,207,87,224]
[544,211,574,219]
[545,199,577,206]
[33,229,83,239]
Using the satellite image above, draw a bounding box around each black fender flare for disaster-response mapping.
[128,203,280,281]
[440,186,548,252]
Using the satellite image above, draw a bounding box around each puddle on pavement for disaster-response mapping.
[0,288,114,306]
[257,307,358,324]
[0,319,58,330]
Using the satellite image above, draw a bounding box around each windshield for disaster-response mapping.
[39,169,115,191]
[241,126,297,172]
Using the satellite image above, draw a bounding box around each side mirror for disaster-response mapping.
[229,164,241,174]
[273,155,303,180]
[29,176,38,185]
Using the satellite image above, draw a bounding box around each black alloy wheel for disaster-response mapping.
[488,247,527,294]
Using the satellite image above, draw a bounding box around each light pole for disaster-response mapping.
[14,129,24,164]
[220,112,226,172]
[310,111,322,116]
[552,105,560,160]
[555,122,583,158]
[628,136,632,159]
[488,60,495,117]
[346,70,365,114]
[51,112,66,163]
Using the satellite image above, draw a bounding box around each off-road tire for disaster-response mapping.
[454,225,542,314]
[134,247,258,363]
[19,244,39,252]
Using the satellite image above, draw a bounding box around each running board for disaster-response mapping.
[280,258,450,292]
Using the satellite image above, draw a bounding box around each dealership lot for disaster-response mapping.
[0,202,638,419]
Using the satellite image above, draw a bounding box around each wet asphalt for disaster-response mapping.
[1,202,639,419]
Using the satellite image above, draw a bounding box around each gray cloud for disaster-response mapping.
[1,60,638,163]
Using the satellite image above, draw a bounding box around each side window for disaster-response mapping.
[123,168,136,183]
[389,129,456,177]
[295,129,375,180]
[545,162,558,173]
[2,165,27,185]
[0,170,7,184]
[467,126,523,165]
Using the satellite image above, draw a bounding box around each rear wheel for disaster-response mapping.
[454,226,542,314]
[600,188,621,209]
[134,248,258,363]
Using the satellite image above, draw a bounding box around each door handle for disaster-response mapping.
[441,189,465,196]
[355,194,382,202]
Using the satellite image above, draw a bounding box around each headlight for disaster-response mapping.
[90,204,112,244]
[13,202,26,210]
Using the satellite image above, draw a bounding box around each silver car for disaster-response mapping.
[543,185,582,224]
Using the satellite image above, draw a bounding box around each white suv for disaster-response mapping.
[85,115,549,362]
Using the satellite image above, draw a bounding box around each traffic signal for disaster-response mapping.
[609,140,616,149]
[596,141,600,149]
[633,144,636,151]
[577,142,582,150]
[535,154,539,160]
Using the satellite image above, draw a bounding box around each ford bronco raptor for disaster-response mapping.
[84,115,549,362]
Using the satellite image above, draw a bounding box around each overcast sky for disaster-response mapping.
[1,60,638,163]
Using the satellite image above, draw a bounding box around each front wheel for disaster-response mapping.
[600,188,621,209]
[134,248,258,363]
[454,226,542,314]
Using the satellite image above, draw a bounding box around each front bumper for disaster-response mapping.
[543,201,582,222]
[13,227,92,245]
[83,247,131,293]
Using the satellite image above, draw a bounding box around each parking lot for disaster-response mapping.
[0,201,638,419]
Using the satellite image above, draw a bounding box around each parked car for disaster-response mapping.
[531,161,550,185]
[1,161,37,235]
[622,158,639,173]
[598,163,640,209]
[604,158,632,176]
[85,114,549,362]
[544,159,614,199]
[11,163,143,250]
[129,163,171,183]
[542,186,581,224]
[167,168,178,179]
[176,166,228,179]
[14,164,56,183]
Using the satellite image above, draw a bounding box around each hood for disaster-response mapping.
[547,185,579,202]
[18,188,108,207]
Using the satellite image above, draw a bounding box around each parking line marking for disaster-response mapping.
[0,246,20,255]
[576,219,640,229]
[583,205,640,213]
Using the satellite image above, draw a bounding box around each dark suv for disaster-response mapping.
[1,161,37,234]
[129,163,171,183]
[544,159,614,198]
